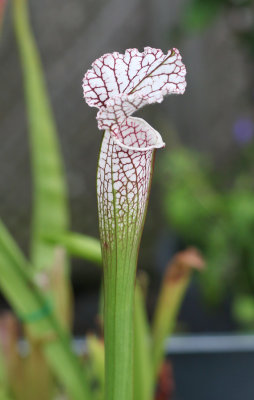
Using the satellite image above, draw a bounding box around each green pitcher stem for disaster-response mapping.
[96,131,157,400]
[103,248,137,400]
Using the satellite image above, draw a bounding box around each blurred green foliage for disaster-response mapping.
[181,0,254,57]
[183,0,224,31]
[160,145,254,329]
[233,295,254,328]
[167,0,254,330]
[183,0,254,31]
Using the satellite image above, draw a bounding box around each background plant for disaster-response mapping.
[159,142,254,329]
[149,0,254,331]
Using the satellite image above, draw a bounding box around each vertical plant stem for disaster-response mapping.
[133,281,153,400]
[103,249,136,400]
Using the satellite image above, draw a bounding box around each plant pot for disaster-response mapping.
[168,334,254,400]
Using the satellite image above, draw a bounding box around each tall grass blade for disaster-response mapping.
[12,0,69,271]
[0,219,91,400]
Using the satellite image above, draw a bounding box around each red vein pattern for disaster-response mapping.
[97,130,154,247]
[83,47,186,144]
[83,47,186,109]
[83,47,186,250]
[83,48,186,400]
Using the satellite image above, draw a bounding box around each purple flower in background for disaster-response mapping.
[233,118,254,145]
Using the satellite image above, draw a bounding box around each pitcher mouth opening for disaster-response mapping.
[110,117,165,152]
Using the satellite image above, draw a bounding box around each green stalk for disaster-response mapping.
[0,220,91,400]
[46,231,155,399]
[133,280,153,400]
[151,248,204,381]
[152,271,189,380]
[104,262,134,400]
[12,0,69,271]
[103,247,136,400]
[45,232,102,266]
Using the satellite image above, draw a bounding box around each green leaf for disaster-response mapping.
[12,0,69,271]
[45,232,102,266]
[151,249,203,381]
[0,219,91,400]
